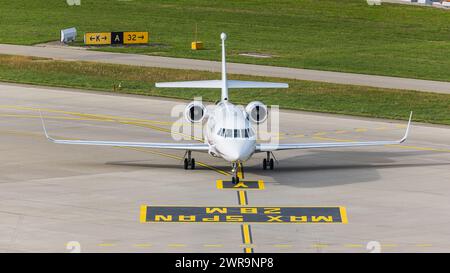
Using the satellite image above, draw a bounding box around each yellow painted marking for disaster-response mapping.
[141,205,347,224]
[334,130,347,134]
[415,244,433,247]
[235,181,248,188]
[238,191,247,206]
[121,120,203,142]
[313,136,353,142]
[388,144,450,153]
[258,180,265,190]
[274,244,293,248]
[97,243,115,247]
[0,105,191,126]
[311,244,329,248]
[344,244,364,248]
[140,204,148,223]
[375,126,388,130]
[355,128,368,132]
[204,244,223,248]
[242,224,252,245]
[0,114,110,122]
[244,247,253,253]
[168,244,186,247]
[216,180,265,190]
[125,147,230,176]
[239,244,256,247]
[134,243,152,248]
[0,129,43,137]
[339,207,348,224]
[381,244,397,248]
[313,132,327,136]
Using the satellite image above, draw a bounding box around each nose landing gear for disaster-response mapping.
[183,150,195,170]
[231,162,243,184]
[263,152,275,170]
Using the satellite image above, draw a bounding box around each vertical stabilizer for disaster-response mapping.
[221,33,228,101]
[155,32,288,96]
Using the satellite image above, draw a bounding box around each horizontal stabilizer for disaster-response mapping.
[155,80,288,89]
[228,80,288,89]
[156,80,222,88]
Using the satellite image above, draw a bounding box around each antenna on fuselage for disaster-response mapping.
[220,32,228,102]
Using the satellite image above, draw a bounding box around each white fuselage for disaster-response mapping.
[203,102,256,162]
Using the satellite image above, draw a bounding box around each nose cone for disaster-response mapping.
[226,148,241,162]
[219,139,255,162]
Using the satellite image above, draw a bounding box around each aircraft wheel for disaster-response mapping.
[191,158,196,170]
[184,158,189,170]
[262,158,267,170]
[269,158,274,170]
[231,176,240,184]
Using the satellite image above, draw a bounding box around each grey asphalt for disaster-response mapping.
[1,43,450,94]
[0,82,449,252]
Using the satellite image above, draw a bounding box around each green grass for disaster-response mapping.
[2,1,450,81]
[0,54,448,125]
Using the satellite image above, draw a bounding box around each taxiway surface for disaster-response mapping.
[0,83,449,252]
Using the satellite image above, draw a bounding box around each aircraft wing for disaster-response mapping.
[256,112,412,152]
[40,112,209,151]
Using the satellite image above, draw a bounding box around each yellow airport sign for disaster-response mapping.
[84,32,111,45]
[123,31,149,44]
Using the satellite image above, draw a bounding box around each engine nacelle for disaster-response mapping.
[245,101,268,124]
[184,101,207,123]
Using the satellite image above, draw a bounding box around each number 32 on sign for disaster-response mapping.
[124,32,149,44]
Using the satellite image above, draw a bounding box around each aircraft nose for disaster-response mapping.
[227,149,241,161]
[225,141,253,161]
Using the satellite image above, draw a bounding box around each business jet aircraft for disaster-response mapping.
[41,33,412,184]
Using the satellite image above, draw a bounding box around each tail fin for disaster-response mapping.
[220,33,228,101]
[155,33,288,101]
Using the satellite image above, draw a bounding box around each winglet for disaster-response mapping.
[39,110,54,142]
[400,111,412,143]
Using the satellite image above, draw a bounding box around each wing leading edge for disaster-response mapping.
[257,112,412,152]
[39,111,209,151]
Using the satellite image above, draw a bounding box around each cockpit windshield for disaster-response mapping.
[217,128,254,138]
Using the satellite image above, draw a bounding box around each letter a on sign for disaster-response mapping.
[111,32,123,45]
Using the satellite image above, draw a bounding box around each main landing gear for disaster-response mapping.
[262,152,275,170]
[183,150,195,170]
